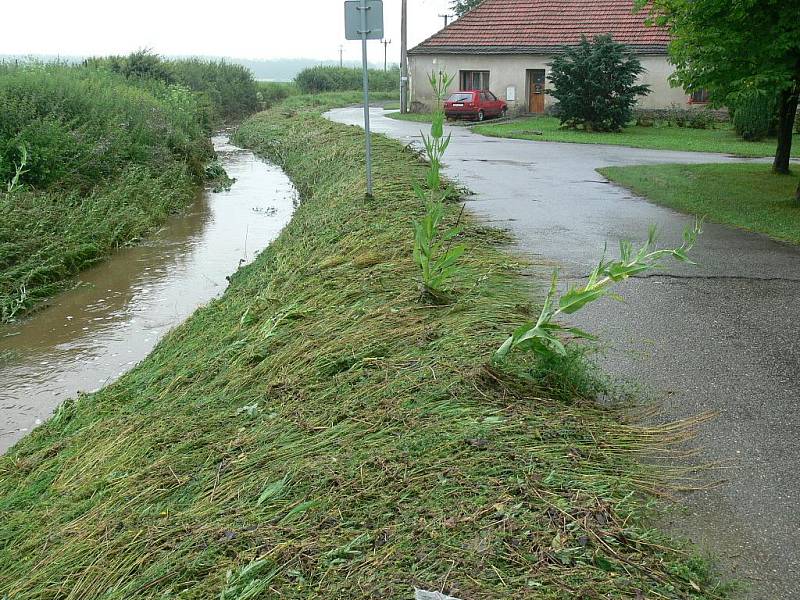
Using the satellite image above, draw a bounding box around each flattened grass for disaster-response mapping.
[599,163,800,245]
[0,104,722,598]
[475,116,800,158]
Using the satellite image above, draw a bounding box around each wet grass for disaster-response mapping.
[600,163,800,245]
[0,59,259,322]
[387,111,436,123]
[0,165,196,321]
[0,97,726,598]
[474,116,800,157]
[279,90,398,112]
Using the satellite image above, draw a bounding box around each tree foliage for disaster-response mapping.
[547,35,651,132]
[636,0,800,178]
[450,0,483,18]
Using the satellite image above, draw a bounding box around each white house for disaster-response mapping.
[407,0,704,114]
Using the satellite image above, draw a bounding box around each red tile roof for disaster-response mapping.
[410,0,670,55]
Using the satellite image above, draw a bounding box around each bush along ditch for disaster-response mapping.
[0,56,259,322]
[0,93,726,598]
[294,65,400,94]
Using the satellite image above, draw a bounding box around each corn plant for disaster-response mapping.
[5,145,28,193]
[495,220,703,360]
[412,71,465,300]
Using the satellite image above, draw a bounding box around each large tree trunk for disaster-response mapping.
[773,88,799,175]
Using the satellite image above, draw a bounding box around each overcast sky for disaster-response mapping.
[2,0,453,63]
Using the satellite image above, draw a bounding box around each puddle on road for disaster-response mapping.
[0,133,297,452]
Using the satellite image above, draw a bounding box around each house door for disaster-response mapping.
[528,69,545,113]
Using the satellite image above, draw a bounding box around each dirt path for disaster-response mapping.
[328,107,800,599]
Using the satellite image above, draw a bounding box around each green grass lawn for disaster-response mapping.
[474,116,800,158]
[385,110,435,123]
[599,163,800,244]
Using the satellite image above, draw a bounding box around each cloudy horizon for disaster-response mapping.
[2,0,453,64]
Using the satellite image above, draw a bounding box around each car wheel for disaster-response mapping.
[477,110,485,122]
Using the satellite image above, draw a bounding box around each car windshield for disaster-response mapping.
[447,93,473,102]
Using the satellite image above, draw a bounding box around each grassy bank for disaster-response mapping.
[600,164,800,244]
[474,116,800,157]
[280,90,398,111]
[0,57,258,321]
[0,102,721,598]
[387,111,438,123]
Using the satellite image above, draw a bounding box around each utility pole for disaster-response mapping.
[339,45,344,67]
[400,0,408,113]
[438,13,453,27]
[381,39,392,71]
[358,0,373,196]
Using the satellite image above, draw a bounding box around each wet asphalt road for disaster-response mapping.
[328,108,800,599]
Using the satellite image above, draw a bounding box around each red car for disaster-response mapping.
[444,90,508,121]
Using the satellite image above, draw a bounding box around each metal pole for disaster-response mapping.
[400,0,408,113]
[359,0,373,196]
[382,39,391,71]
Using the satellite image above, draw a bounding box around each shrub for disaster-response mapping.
[685,109,717,129]
[795,107,800,134]
[167,58,259,120]
[732,92,776,141]
[633,106,728,128]
[87,52,259,121]
[295,65,399,94]
[257,82,298,109]
[547,35,651,132]
[0,63,212,190]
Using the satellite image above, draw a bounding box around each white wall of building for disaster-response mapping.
[408,53,690,113]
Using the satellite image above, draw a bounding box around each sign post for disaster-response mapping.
[344,0,383,197]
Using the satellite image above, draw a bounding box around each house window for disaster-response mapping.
[461,70,490,91]
[690,88,710,104]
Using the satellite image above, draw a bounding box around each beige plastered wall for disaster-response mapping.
[408,53,690,113]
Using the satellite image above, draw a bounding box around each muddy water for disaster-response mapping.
[0,134,296,453]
